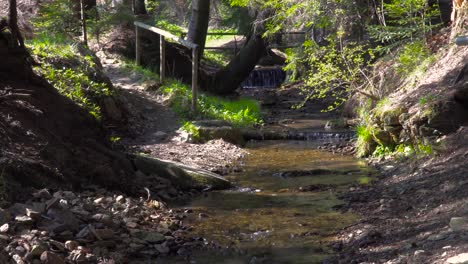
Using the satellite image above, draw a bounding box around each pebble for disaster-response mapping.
[0,223,9,233]
[115,195,125,203]
[1,187,201,263]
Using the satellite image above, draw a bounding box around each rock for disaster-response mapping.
[30,203,46,214]
[177,247,189,256]
[195,125,245,146]
[48,240,66,252]
[130,229,165,243]
[198,213,208,219]
[9,203,28,216]
[154,244,170,254]
[153,131,168,140]
[93,197,105,204]
[42,207,80,233]
[26,208,41,220]
[131,155,231,190]
[446,253,468,264]
[93,228,114,240]
[427,232,449,241]
[0,209,11,225]
[0,223,9,233]
[126,222,138,229]
[45,198,60,211]
[33,189,52,200]
[64,241,79,251]
[15,215,33,224]
[40,251,65,264]
[69,250,87,263]
[30,244,48,257]
[12,254,24,264]
[450,217,468,231]
[102,96,123,121]
[115,195,125,204]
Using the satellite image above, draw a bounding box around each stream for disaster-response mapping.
[166,140,373,263]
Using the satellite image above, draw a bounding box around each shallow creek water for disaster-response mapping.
[169,140,373,263]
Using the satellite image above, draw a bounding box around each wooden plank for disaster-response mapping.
[134,21,198,49]
[192,47,199,113]
[160,36,166,82]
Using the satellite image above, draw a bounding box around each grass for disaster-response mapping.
[355,124,375,158]
[121,60,160,81]
[27,34,113,121]
[160,79,262,127]
[203,50,231,67]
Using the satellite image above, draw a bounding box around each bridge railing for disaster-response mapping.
[134,21,199,112]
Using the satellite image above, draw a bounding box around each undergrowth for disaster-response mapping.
[27,34,113,121]
[160,79,262,127]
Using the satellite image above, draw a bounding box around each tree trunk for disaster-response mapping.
[134,0,147,15]
[187,0,210,57]
[203,32,267,94]
[8,0,23,48]
[202,10,272,95]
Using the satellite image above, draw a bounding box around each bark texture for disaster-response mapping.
[187,0,210,56]
[134,0,147,15]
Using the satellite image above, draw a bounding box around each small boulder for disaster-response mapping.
[446,253,468,264]
[40,251,65,264]
[130,229,165,243]
[450,217,468,231]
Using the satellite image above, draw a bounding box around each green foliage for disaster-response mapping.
[182,121,200,140]
[33,0,80,36]
[355,124,375,158]
[202,50,231,67]
[287,39,372,112]
[154,20,186,36]
[27,34,113,121]
[122,60,160,81]
[161,80,262,127]
[367,0,441,48]
[395,41,433,74]
[419,93,437,106]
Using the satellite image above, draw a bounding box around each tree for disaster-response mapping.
[204,9,272,94]
[187,0,210,57]
[183,0,272,94]
[134,0,148,15]
[8,0,24,48]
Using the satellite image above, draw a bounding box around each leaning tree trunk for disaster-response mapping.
[204,33,267,94]
[187,0,210,57]
[202,9,272,95]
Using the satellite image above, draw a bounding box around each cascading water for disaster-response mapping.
[241,66,286,88]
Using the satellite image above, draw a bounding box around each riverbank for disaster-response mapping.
[329,127,468,264]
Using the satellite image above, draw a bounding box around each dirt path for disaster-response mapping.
[97,52,246,174]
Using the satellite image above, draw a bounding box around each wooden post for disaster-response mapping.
[80,0,87,46]
[160,36,166,83]
[135,25,141,65]
[191,46,199,113]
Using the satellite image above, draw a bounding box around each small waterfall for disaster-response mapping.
[287,131,356,141]
[241,67,286,89]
